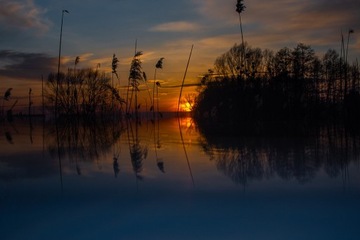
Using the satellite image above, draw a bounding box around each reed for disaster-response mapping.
[236,0,246,75]
[178,45,194,113]
[28,88,32,116]
[127,51,145,120]
[153,58,164,119]
[1,88,13,119]
[141,71,155,114]
[111,54,120,113]
[111,54,119,86]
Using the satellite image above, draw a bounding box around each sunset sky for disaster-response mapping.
[1,0,359,112]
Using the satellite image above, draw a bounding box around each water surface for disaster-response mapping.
[1,117,360,240]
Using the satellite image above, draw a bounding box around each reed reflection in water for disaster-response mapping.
[42,116,199,186]
[1,117,360,239]
[1,117,360,187]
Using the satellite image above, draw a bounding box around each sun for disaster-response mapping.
[180,102,192,112]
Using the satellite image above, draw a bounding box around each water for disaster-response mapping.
[1,117,360,240]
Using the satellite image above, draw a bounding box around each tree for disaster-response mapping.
[323,49,340,103]
[194,42,360,126]
[46,68,123,116]
[273,47,292,77]
[291,43,315,80]
[214,43,249,78]
[344,29,355,97]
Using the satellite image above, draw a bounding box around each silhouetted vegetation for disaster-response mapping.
[193,43,360,133]
[153,57,165,120]
[47,117,125,174]
[45,68,124,117]
[1,88,18,121]
[178,45,194,113]
[126,51,147,119]
[126,119,148,180]
[199,124,360,185]
[236,0,246,75]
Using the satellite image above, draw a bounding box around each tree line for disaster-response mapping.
[193,42,360,130]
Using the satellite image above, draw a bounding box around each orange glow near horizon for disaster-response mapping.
[1,70,199,114]
[180,102,192,112]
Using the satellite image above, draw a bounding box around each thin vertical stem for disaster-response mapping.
[178,45,194,113]
[345,30,353,95]
[156,84,159,116]
[178,117,194,186]
[126,39,138,115]
[238,13,245,75]
[28,88,32,116]
[56,10,68,117]
[42,74,45,117]
[153,68,157,120]
[340,31,344,100]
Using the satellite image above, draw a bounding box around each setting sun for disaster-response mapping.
[180,102,192,112]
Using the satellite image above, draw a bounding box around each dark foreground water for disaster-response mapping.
[1,117,360,240]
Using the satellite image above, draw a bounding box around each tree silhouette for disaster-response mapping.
[344,29,354,97]
[194,42,360,128]
[46,68,124,116]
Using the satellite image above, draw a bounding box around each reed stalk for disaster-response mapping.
[236,0,246,76]
[153,58,164,119]
[178,45,194,113]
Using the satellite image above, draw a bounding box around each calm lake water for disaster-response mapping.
[1,117,360,240]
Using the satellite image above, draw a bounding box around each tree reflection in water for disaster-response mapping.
[199,125,360,186]
[47,117,125,175]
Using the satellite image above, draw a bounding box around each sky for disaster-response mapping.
[0,0,359,112]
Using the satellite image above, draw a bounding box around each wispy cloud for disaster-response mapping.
[192,0,359,58]
[60,53,95,68]
[0,50,56,80]
[149,21,201,32]
[192,0,235,24]
[194,0,360,28]
[0,0,51,33]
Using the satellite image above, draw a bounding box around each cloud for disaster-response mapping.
[60,53,95,68]
[149,21,201,32]
[193,0,360,27]
[192,0,235,24]
[0,50,57,80]
[191,0,359,61]
[244,1,359,58]
[0,0,51,33]
[245,0,360,31]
